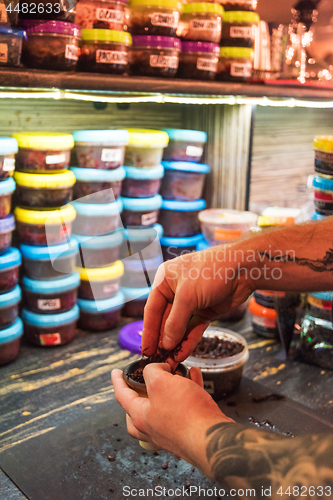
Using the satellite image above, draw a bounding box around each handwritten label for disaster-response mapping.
[190,19,219,31]
[186,145,203,158]
[230,26,254,39]
[149,55,178,69]
[230,62,252,78]
[65,44,79,61]
[0,43,8,64]
[46,153,66,165]
[37,298,61,311]
[3,157,15,171]
[141,211,158,225]
[196,57,218,72]
[96,50,127,65]
[203,380,215,395]
[96,7,124,23]
[103,283,119,294]
[151,12,179,28]
[40,333,62,346]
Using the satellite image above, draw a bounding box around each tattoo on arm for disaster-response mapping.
[258,248,333,273]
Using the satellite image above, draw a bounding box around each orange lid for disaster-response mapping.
[248,297,277,320]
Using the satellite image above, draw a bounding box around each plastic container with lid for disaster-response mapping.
[22,272,80,314]
[178,40,219,79]
[313,175,333,215]
[73,231,124,268]
[129,0,181,36]
[0,248,21,294]
[13,132,74,172]
[248,297,278,339]
[198,209,257,246]
[121,194,162,227]
[15,205,76,246]
[22,304,79,347]
[71,199,122,236]
[0,177,15,219]
[220,11,259,48]
[130,35,180,77]
[0,317,23,366]
[73,130,129,170]
[124,129,169,168]
[21,21,81,70]
[217,46,253,81]
[158,198,206,237]
[220,0,257,11]
[71,166,125,203]
[307,291,333,322]
[0,214,15,255]
[20,238,79,280]
[0,27,25,66]
[184,326,249,399]
[121,165,164,198]
[161,233,203,260]
[75,0,128,30]
[160,161,209,201]
[314,136,333,176]
[254,290,286,309]
[177,3,223,43]
[78,291,124,331]
[122,253,162,287]
[77,260,124,300]
[0,137,18,180]
[79,29,132,74]
[0,285,21,329]
[162,129,207,163]
[311,211,326,221]
[120,223,163,259]
[122,285,150,317]
[300,313,333,370]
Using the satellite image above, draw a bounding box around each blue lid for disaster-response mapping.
[22,304,80,327]
[78,290,125,312]
[121,285,151,300]
[118,320,143,354]
[0,137,18,155]
[72,230,124,249]
[308,291,333,301]
[0,177,15,196]
[162,161,209,174]
[72,130,129,144]
[0,317,23,345]
[22,271,80,294]
[0,247,21,271]
[70,166,126,182]
[124,165,164,180]
[161,199,206,211]
[125,223,163,242]
[313,175,333,191]
[311,211,327,221]
[71,198,123,216]
[0,214,15,233]
[123,254,163,272]
[162,129,207,143]
[161,234,203,247]
[20,238,78,261]
[197,238,210,251]
[0,285,21,308]
[121,194,162,212]
[0,27,26,37]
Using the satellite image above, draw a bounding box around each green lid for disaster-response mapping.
[223,11,260,23]
[182,3,224,15]
[81,29,132,45]
[220,46,254,58]
[130,0,181,8]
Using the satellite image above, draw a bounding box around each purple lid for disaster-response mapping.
[119,320,143,354]
[0,214,15,233]
[132,35,181,50]
[181,41,220,55]
[22,20,81,37]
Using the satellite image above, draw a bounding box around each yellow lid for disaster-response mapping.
[12,132,74,150]
[76,260,124,281]
[14,170,76,188]
[126,129,169,147]
[314,136,333,153]
[182,2,224,14]
[257,215,295,227]
[14,205,76,225]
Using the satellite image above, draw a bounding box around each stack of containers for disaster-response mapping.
[120,128,167,317]
[0,137,23,366]
[158,129,208,260]
[71,130,129,331]
[12,132,80,348]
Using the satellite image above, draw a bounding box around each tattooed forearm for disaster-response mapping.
[258,248,333,273]
[206,423,333,500]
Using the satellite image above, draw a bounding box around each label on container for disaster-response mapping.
[251,315,276,329]
[203,380,215,395]
[196,57,218,72]
[314,190,333,202]
[149,54,178,69]
[214,228,243,241]
[40,333,62,346]
[307,295,332,311]
[0,4,7,23]
[141,211,158,225]
[46,153,67,165]
[96,50,128,65]
[230,62,252,78]
[37,298,61,311]
[65,44,79,61]
[96,8,124,23]
[190,19,219,31]
[316,150,333,163]
[186,145,203,158]
[151,12,179,28]
[101,148,123,162]
[3,157,15,172]
[103,283,119,294]
[0,43,8,64]
[230,26,254,39]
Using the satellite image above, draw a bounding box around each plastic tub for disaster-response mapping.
[198,209,257,246]
[71,166,125,203]
[0,27,25,66]
[73,230,124,267]
[178,41,219,80]
[307,292,333,322]
[0,137,18,180]
[15,205,76,246]
[184,326,249,399]
[0,285,21,329]
[78,291,124,331]
[122,253,162,287]
[0,247,21,293]
[0,177,15,219]
[160,161,209,200]
[121,194,162,227]
[120,223,163,259]
[21,21,81,70]
[217,46,253,81]
[0,214,15,255]
[124,129,169,168]
[220,0,257,11]
[77,260,124,300]
[129,0,181,36]
[122,164,164,198]
[313,175,333,215]
[75,0,128,30]
[0,317,23,366]
[71,199,122,236]
[314,136,333,176]
[13,132,74,172]
[20,238,79,280]
[22,304,79,347]
[177,3,223,43]
[158,198,206,237]
[130,36,180,77]
[161,234,203,260]
[162,129,207,163]
[300,313,333,370]
[79,29,132,74]
[253,290,285,309]
[73,130,129,170]
[121,285,150,317]
[220,11,259,48]
[248,297,278,339]
[14,170,76,209]
[22,272,80,314]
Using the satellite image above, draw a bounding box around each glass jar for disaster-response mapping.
[220,0,257,11]
[71,199,122,236]
[160,161,209,200]
[0,27,25,66]
[220,11,259,48]
[0,177,15,219]
[158,198,206,237]
[313,175,333,216]
[300,313,333,370]
[217,46,253,81]
[0,137,18,180]
[129,0,181,36]
[71,166,125,202]
[314,136,333,176]
[121,164,164,198]
[124,129,169,168]
[73,129,129,170]
[177,3,223,43]
[178,40,219,79]
[121,194,162,227]
[75,0,128,30]
[130,35,180,77]
[162,128,207,162]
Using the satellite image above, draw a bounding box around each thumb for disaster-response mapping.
[143,362,172,396]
